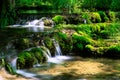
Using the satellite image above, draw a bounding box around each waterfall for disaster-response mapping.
[10,57,18,71]
[8,17,54,32]
[52,39,62,56]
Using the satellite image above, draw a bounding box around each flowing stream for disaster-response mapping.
[6,38,72,80]
[7,17,54,32]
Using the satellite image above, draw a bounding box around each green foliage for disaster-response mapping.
[98,11,109,22]
[54,32,73,54]
[52,15,63,24]
[44,37,54,55]
[95,0,112,10]
[97,23,107,30]
[82,12,91,24]
[91,24,101,35]
[31,48,46,63]
[110,0,120,11]
[90,12,101,23]
[75,24,91,35]
[17,51,36,69]
[108,11,116,22]
[72,33,91,52]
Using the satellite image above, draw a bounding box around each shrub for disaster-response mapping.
[76,24,92,36]
[98,11,109,22]
[90,12,101,23]
[108,11,116,22]
[72,33,91,53]
[91,24,101,34]
[52,15,63,24]
[98,23,107,30]
[82,12,91,24]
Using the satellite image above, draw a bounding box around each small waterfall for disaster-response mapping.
[8,17,54,32]
[52,39,62,56]
[10,57,18,71]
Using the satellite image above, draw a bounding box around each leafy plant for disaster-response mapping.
[108,11,116,22]
[98,11,109,22]
[90,12,101,23]
[52,15,63,24]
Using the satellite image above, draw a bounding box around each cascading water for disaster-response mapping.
[52,38,62,56]
[8,17,54,32]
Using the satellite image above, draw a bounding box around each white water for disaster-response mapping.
[10,57,18,71]
[52,39,62,56]
[45,39,72,64]
[11,57,38,79]
[8,39,72,79]
[8,17,54,32]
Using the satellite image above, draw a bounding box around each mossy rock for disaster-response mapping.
[43,37,55,56]
[13,38,31,50]
[54,32,73,54]
[30,47,47,63]
[52,15,64,24]
[17,51,36,69]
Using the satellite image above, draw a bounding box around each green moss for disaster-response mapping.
[52,15,63,24]
[90,12,101,23]
[91,24,101,35]
[17,51,36,69]
[31,47,47,63]
[54,32,73,54]
[108,11,116,22]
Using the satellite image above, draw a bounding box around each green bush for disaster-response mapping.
[98,23,107,30]
[108,11,116,22]
[76,24,92,36]
[52,15,63,24]
[90,12,101,23]
[98,11,109,22]
[91,24,101,34]
[72,33,91,53]
[82,12,91,24]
